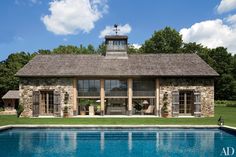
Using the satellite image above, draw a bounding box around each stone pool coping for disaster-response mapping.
[0,125,235,132]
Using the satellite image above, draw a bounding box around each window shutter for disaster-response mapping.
[194,92,201,116]
[54,91,61,116]
[32,91,40,117]
[172,91,179,116]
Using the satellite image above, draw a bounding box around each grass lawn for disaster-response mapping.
[0,106,235,127]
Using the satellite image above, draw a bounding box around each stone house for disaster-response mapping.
[1,90,19,115]
[16,35,218,117]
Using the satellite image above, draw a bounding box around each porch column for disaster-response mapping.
[100,79,105,116]
[73,78,77,115]
[128,78,133,115]
[155,78,160,116]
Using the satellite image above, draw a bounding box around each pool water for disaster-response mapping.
[0,128,235,157]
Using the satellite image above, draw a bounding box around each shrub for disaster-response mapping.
[0,107,4,112]
[17,104,24,117]
[215,100,236,107]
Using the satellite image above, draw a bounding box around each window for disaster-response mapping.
[105,80,127,96]
[106,39,127,51]
[78,80,100,96]
[133,79,155,96]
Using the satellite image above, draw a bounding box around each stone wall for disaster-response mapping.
[19,77,74,117]
[159,78,214,117]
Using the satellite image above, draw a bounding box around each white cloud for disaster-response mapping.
[180,18,236,54]
[99,24,132,38]
[217,0,236,14]
[130,43,141,49]
[42,0,108,35]
[226,14,236,27]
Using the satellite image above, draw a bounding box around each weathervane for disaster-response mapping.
[113,24,120,35]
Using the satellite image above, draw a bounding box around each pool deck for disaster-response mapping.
[0,124,236,132]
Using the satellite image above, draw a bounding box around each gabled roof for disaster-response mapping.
[2,90,19,99]
[16,53,219,77]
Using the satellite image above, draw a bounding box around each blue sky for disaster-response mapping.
[1,0,236,61]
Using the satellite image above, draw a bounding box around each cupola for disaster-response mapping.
[105,24,128,59]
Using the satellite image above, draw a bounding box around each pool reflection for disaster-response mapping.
[0,129,235,157]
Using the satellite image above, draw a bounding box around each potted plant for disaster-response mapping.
[17,104,24,118]
[63,106,69,118]
[79,99,88,115]
[162,92,169,118]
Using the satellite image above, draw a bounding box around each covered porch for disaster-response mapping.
[76,78,160,116]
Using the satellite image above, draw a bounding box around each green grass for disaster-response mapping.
[0,106,235,127]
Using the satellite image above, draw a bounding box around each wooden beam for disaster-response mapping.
[73,78,77,115]
[155,78,160,116]
[100,79,105,116]
[128,78,133,115]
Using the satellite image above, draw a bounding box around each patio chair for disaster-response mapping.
[143,105,155,115]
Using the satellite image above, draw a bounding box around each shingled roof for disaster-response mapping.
[16,54,219,77]
[2,90,19,99]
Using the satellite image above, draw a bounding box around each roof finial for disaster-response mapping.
[113,24,120,35]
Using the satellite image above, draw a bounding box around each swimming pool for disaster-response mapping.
[0,127,235,157]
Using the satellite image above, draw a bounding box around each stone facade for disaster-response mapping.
[19,77,74,117]
[159,78,214,117]
[19,77,215,117]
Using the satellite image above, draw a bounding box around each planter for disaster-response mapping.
[162,112,168,118]
[63,106,69,118]
[63,112,69,118]
[80,111,86,115]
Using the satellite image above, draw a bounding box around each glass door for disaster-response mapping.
[179,91,194,115]
[40,91,54,115]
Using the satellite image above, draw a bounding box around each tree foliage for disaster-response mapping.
[140,27,183,53]
[0,52,32,106]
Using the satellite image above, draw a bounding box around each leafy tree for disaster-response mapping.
[140,27,183,53]
[128,45,141,54]
[87,44,96,54]
[215,74,236,100]
[97,42,106,55]
[37,49,51,54]
[208,47,233,75]
[0,52,32,106]
[53,45,83,54]
[232,55,236,79]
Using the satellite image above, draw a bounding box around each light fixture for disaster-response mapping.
[143,100,149,105]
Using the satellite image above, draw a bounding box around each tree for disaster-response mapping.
[0,52,32,106]
[87,44,96,54]
[53,45,82,54]
[97,42,106,55]
[215,74,236,100]
[208,47,233,75]
[232,55,236,79]
[37,49,51,54]
[140,27,183,53]
[128,45,141,54]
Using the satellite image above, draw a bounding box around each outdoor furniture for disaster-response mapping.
[106,106,126,115]
[89,106,94,116]
[143,105,155,115]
